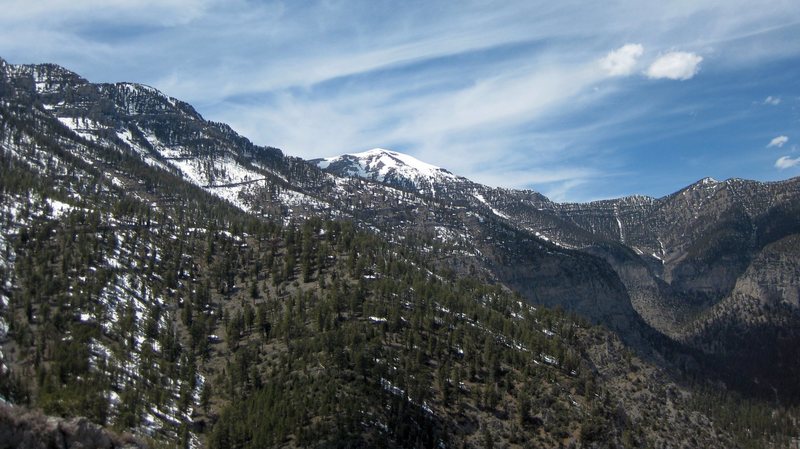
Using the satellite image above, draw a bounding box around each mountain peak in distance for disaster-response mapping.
[313,148,461,191]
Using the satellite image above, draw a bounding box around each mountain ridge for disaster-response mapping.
[6,56,799,356]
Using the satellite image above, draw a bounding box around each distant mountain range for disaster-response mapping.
[1,57,799,448]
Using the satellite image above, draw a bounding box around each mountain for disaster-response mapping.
[1,57,799,448]
[6,59,646,352]
[536,176,800,398]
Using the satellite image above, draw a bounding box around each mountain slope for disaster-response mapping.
[2,57,800,447]
[1,57,651,353]
[0,86,742,447]
[9,51,799,404]
[14,51,797,402]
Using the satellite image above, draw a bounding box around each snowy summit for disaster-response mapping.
[314,148,460,190]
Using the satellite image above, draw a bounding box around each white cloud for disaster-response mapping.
[763,96,781,105]
[646,51,703,80]
[775,155,800,169]
[599,44,644,76]
[767,135,789,148]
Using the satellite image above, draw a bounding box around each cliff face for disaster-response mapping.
[732,234,800,309]
[679,235,800,397]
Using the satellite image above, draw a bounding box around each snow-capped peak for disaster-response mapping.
[700,177,718,185]
[315,148,460,189]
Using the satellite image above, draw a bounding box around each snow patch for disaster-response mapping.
[472,192,509,219]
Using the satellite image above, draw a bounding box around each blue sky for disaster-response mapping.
[1,0,799,201]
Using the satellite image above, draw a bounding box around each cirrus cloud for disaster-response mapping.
[2,0,799,201]
[646,51,703,80]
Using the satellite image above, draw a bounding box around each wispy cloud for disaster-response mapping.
[768,135,789,148]
[1,0,210,25]
[775,155,800,169]
[763,96,782,105]
[2,0,800,200]
[646,52,703,80]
